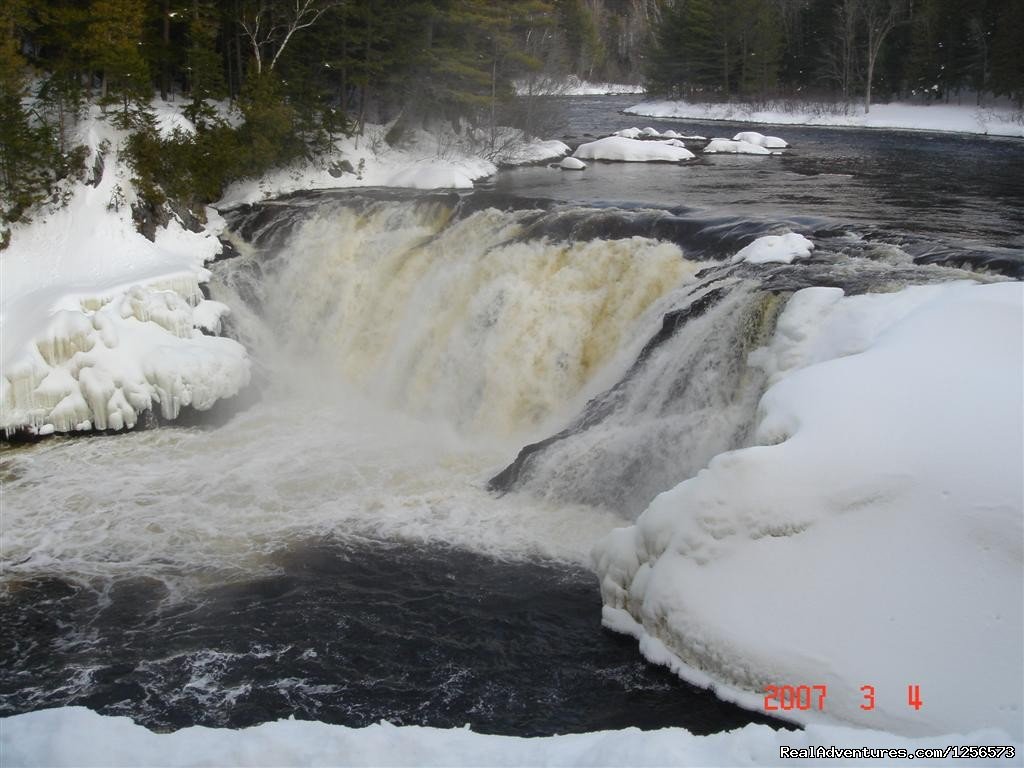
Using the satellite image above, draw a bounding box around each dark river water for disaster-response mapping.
[489,95,1024,272]
[1,96,1020,739]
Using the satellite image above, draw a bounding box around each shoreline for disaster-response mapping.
[623,99,1024,139]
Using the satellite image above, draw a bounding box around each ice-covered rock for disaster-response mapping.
[559,156,587,170]
[612,127,643,139]
[574,136,695,162]
[703,138,772,155]
[733,131,789,148]
[731,232,814,264]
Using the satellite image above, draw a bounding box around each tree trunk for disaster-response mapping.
[723,38,730,95]
[865,47,873,113]
[161,0,171,100]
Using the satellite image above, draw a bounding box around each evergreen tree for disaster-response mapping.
[991,0,1024,107]
[184,0,227,126]
[0,0,58,224]
[83,0,151,120]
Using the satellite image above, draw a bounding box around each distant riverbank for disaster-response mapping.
[625,99,1024,138]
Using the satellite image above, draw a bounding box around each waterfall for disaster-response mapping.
[218,192,990,521]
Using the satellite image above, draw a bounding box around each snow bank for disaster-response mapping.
[3,707,1021,768]
[593,282,1024,739]
[703,138,773,155]
[217,125,566,207]
[733,131,789,148]
[574,136,696,163]
[1,107,250,435]
[732,233,814,264]
[625,100,1024,138]
[515,76,645,96]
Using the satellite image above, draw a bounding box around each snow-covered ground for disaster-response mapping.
[0,105,250,435]
[626,100,1024,137]
[594,281,1024,740]
[515,76,645,96]
[3,707,1021,767]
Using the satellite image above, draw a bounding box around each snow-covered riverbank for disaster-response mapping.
[594,281,1024,740]
[3,706,1020,767]
[626,100,1024,138]
[0,107,250,436]
[216,124,569,208]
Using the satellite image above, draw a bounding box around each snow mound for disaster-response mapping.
[593,281,1024,739]
[661,129,682,138]
[559,156,587,170]
[3,706,1021,768]
[501,139,571,165]
[641,127,661,137]
[703,138,772,155]
[733,131,789,148]
[612,127,642,139]
[732,232,814,264]
[574,136,695,163]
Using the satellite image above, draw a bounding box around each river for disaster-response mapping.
[1,96,1019,736]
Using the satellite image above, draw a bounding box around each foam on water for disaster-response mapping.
[2,198,705,584]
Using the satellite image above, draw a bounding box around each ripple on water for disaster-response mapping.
[0,539,792,736]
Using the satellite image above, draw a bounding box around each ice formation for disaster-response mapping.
[574,136,696,162]
[559,156,587,170]
[1,282,250,434]
[593,281,1024,738]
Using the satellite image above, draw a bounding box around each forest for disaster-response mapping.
[1,0,1022,226]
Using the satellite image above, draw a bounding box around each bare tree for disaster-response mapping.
[239,0,339,76]
[859,0,904,113]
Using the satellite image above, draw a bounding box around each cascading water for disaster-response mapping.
[222,195,697,438]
